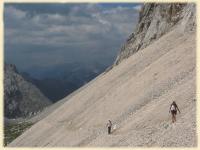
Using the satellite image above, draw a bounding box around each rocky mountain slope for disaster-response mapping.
[114,3,196,65]
[9,3,196,147]
[4,64,52,118]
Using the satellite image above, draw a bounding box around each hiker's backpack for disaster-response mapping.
[171,104,176,111]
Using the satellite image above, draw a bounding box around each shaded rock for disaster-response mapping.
[4,63,52,119]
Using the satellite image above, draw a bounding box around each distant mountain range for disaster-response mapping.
[21,62,108,102]
[4,59,109,120]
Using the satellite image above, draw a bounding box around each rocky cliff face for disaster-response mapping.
[114,3,196,65]
[4,64,52,119]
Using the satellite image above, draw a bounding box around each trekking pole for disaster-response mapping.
[152,74,155,100]
[151,76,153,101]
[152,73,158,100]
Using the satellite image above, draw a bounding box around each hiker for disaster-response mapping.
[107,120,112,134]
[169,101,180,123]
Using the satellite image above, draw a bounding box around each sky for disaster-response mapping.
[4,3,142,78]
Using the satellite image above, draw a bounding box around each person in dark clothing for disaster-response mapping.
[169,101,180,123]
[107,120,112,134]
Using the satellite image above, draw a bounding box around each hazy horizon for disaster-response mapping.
[4,3,142,79]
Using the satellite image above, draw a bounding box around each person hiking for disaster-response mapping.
[107,120,112,134]
[169,101,180,123]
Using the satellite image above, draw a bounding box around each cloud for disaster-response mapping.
[4,3,141,75]
[133,4,143,11]
[4,6,26,19]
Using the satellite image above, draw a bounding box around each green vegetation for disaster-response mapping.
[4,122,33,146]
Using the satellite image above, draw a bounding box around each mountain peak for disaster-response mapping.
[114,3,196,65]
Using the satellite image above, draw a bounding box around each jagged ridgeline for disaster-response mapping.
[4,64,52,118]
[114,3,196,65]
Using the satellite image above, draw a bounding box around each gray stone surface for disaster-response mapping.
[4,64,52,119]
[114,3,196,65]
